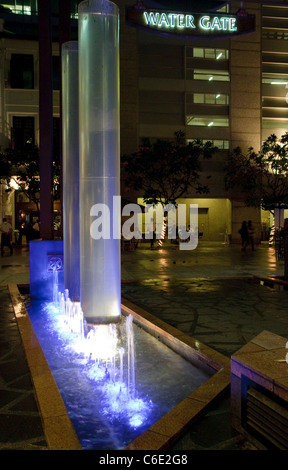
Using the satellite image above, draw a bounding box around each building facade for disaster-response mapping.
[0,0,287,243]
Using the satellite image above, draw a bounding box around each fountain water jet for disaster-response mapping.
[34,284,154,439]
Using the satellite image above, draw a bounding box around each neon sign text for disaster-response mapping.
[143,12,196,29]
[199,16,237,32]
[126,6,256,39]
[143,12,238,32]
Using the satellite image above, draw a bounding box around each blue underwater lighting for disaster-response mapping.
[26,294,213,450]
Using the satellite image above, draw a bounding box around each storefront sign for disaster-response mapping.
[126,4,255,39]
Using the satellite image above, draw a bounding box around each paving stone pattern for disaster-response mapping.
[122,277,288,358]
[0,284,48,450]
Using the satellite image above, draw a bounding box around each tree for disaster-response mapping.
[224,132,288,210]
[121,131,217,207]
[0,144,60,215]
[224,132,288,278]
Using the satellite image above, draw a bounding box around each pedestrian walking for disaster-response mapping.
[0,218,13,256]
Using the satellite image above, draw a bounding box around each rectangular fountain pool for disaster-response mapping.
[10,284,230,450]
[25,298,214,450]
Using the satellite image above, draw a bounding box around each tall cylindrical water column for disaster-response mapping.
[62,41,80,302]
[78,0,121,324]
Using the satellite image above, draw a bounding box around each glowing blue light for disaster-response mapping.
[42,296,152,429]
[129,414,145,428]
[27,295,213,449]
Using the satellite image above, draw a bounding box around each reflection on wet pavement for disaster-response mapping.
[121,243,288,357]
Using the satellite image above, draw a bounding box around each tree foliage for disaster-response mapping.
[224,132,288,210]
[121,131,217,207]
[0,144,60,213]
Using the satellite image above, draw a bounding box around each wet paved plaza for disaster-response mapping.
[122,276,288,358]
[121,241,288,450]
[122,241,288,358]
[0,240,287,450]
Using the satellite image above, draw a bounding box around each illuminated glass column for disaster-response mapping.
[78,0,121,324]
[62,41,80,301]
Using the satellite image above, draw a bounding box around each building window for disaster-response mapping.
[262,118,288,129]
[188,138,229,149]
[262,4,288,138]
[262,30,288,41]
[186,116,229,127]
[11,116,35,148]
[193,70,230,82]
[1,1,80,17]
[1,1,34,15]
[186,45,229,81]
[192,48,229,60]
[10,54,34,89]
[262,76,288,86]
[211,139,230,149]
[193,93,229,105]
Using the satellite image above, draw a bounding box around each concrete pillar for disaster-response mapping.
[38,0,54,240]
[230,2,262,152]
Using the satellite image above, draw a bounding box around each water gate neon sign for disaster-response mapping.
[126,5,255,39]
[143,11,237,32]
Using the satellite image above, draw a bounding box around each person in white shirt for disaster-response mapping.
[0,218,13,256]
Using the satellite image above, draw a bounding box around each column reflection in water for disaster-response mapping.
[62,41,80,302]
[78,0,121,324]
